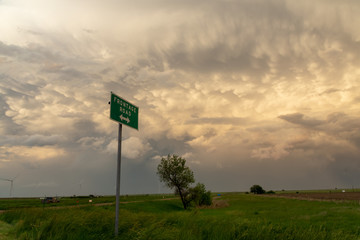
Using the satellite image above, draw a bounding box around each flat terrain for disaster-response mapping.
[1,192,360,239]
[0,194,175,211]
[277,191,360,201]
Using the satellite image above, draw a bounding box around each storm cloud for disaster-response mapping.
[0,0,360,197]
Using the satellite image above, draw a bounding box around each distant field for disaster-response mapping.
[1,192,360,239]
[0,194,175,211]
[276,191,360,201]
[275,188,360,194]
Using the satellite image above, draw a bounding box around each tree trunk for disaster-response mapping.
[177,186,187,209]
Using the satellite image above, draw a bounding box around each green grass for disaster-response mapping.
[1,193,360,239]
[0,220,12,240]
[0,194,174,210]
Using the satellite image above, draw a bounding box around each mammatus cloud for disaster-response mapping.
[0,0,360,196]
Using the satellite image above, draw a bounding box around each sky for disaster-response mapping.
[0,0,360,197]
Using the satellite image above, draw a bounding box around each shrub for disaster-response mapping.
[187,183,212,207]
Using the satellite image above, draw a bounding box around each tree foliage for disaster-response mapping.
[250,185,266,194]
[187,183,212,207]
[157,154,195,209]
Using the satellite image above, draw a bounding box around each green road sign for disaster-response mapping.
[110,92,139,130]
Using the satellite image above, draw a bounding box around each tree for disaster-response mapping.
[157,154,195,209]
[187,183,212,207]
[250,184,265,194]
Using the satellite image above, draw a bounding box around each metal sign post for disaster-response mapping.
[109,92,139,237]
[114,123,122,236]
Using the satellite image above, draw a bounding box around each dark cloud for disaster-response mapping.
[319,88,342,96]
[327,152,360,187]
[279,112,360,149]
[0,41,59,64]
[69,119,102,141]
[278,113,324,128]
[148,135,193,157]
[0,74,40,96]
[0,99,24,135]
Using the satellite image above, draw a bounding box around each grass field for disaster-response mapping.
[0,192,360,239]
[0,194,175,211]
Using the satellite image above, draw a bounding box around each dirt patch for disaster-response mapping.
[199,196,229,209]
[212,199,229,208]
[275,192,360,202]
